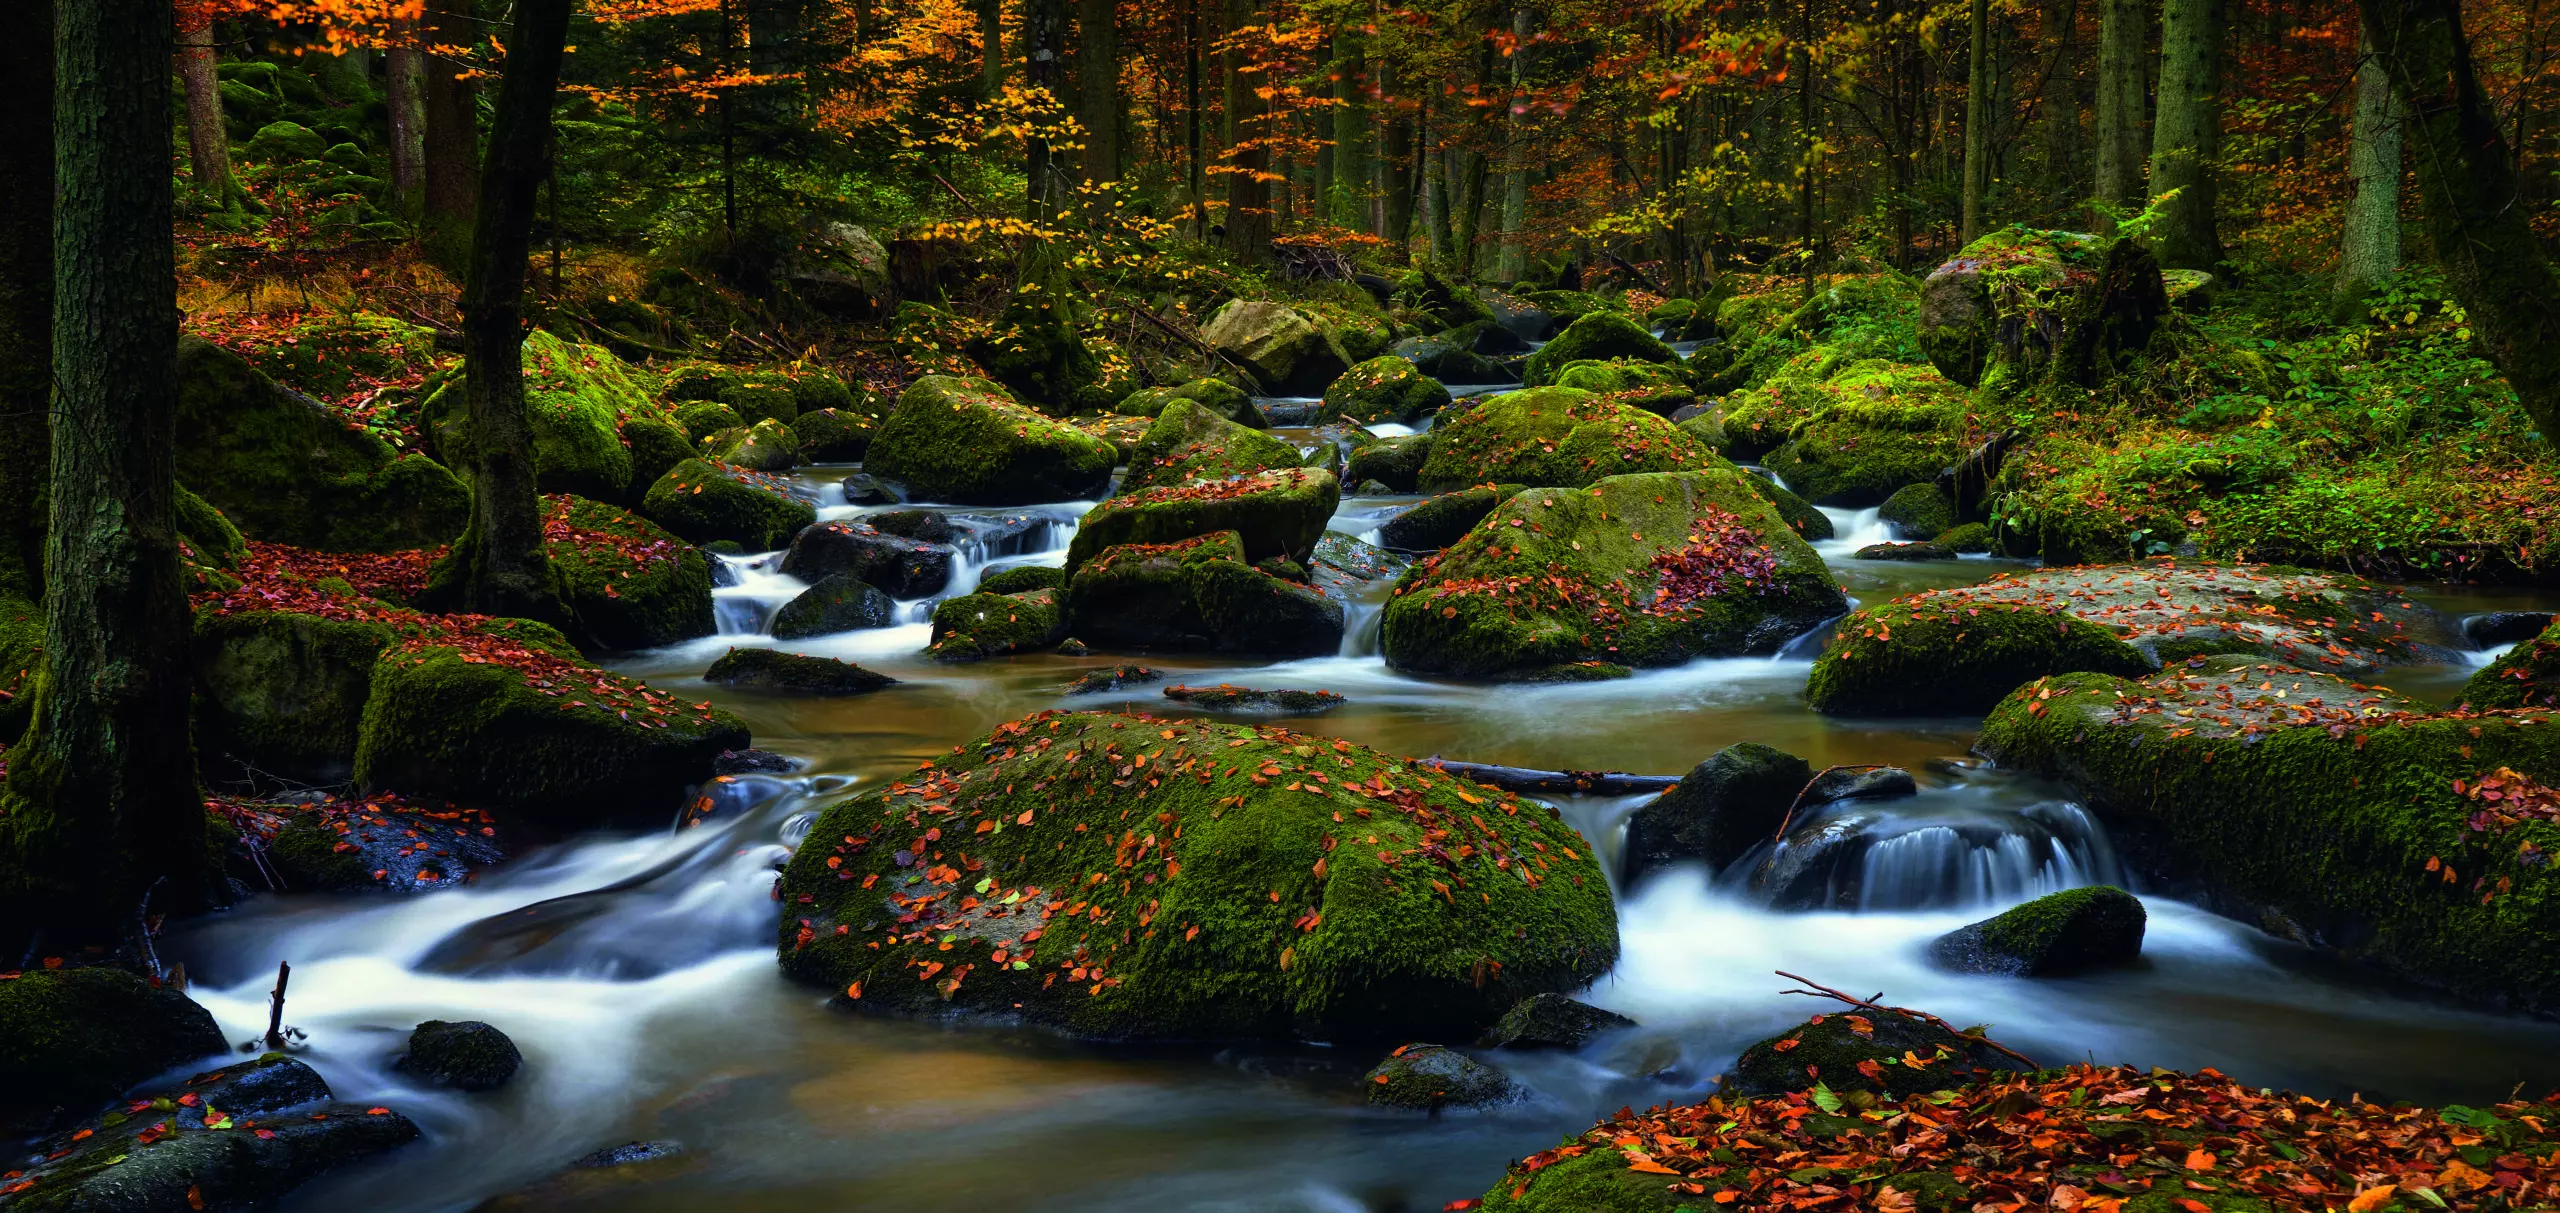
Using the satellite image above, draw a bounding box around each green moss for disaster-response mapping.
[1523,312,1680,386]
[1741,473,1833,542]
[639,458,816,550]
[967,281,1106,412]
[1344,434,1432,493]
[1065,467,1342,575]
[1759,361,1979,506]
[1708,275,1928,395]
[1380,470,1847,678]
[1880,482,1958,538]
[547,496,716,650]
[1322,356,1451,425]
[1932,886,2146,975]
[979,565,1065,595]
[2464,618,2560,709]
[1115,378,1263,428]
[1398,267,1499,331]
[792,407,884,462]
[927,589,1068,661]
[175,485,248,572]
[423,330,682,506]
[1551,359,1696,416]
[864,375,1118,505]
[192,609,395,782]
[1123,399,1306,491]
[619,413,693,500]
[710,416,802,472]
[1916,227,2165,391]
[1804,598,2153,718]
[1062,531,1346,655]
[704,647,898,695]
[1363,1043,1516,1109]
[676,401,744,441]
[1417,388,1725,492]
[1730,1009,2018,1099]
[0,968,227,1132]
[1938,522,1994,553]
[773,709,1618,1041]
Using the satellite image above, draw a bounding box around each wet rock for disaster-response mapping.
[1064,467,1341,576]
[1122,398,1307,492]
[1856,542,1956,560]
[0,967,227,1134]
[1388,336,1507,385]
[1310,533,1410,599]
[1055,637,1090,656]
[192,609,392,785]
[1364,1044,1519,1110]
[1377,485,1521,551]
[1343,433,1432,492]
[1623,742,1813,883]
[2465,615,2560,709]
[927,588,1068,661]
[1200,300,1353,396]
[1416,388,1722,492]
[840,472,898,505]
[548,497,720,651]
[866,508,955,544]
[1879,482,1957,539]
[710,416,801,472]
[1522,311,1680,386]
[1476,993,1636,1050]
[862,375,1117,504]
[771,573,898,639]
[250,794,506,893]
[1929,886,2147,976]
[1062,531,1345,656]
[704,647,899,695]
[780,520,954,598]
[1065,663,1161,695]
[1352,478,1397,495]
[1452,319,1533,357]
[1726,1010,2022,1098]
[1160,684,1345,713]
[1255,399,1325,427]
[1323,355,1452,425]
[1479,287,1557,341]
[400,1019,522,1091]
[792,406,882,462]
[640,458,816,550]
[712,748,796,775]
[1805,765,1917,804]
[978,565,1065,595]
[576,1140,685,1168]
[1754,361,1978,507]
[2466,611,2556,649]
[1115,377,1265,429]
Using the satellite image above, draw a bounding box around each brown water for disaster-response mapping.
[164,489,2560,1213]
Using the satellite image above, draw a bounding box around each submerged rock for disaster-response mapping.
[640,458,817,550]
[1065,664,1162,695]
[1064,467,1341,576]
[1805,766,1917,803]
[1122,398,1306,492]
[1476,993,1636,1050]
[399,1019,523,1091]
[712,748,796,775]
[0,967,227,1134]
[862,375,1117,505]
[1416,388,1722,492]
[1160,684,1346,713]
[1365,1044,1519,1110]
[1062,531,1343,655]
[704,647,898,695]
[1854,541,1956,561]
[1622,742,1813,883]
[771,573,897,639]
[1929,886,2147,976]
[774,710,1618,1042]
[1725,1009,2022,1098]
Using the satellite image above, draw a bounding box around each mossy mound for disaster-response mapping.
[399,1020,522,1091]
[710,417,801,472]
[191,609,393,783]
[703,647,898,695]
[1159,683,1346,712]
[793,407,882,461]
[1377,486,1523,552]
[1417,388,1724,492]
[1879,483,1957,539]
[1929,886,2147,976]
[548,496,717,650]
[1323,356,1451,425]
[771,573,896,639]
[1623,742,1812,882]
[1064,467,1341,575]
[1916,227,2167,391]
[1380,470,1846,678]
[423,329,686,504]
[1938,521,1994,553]
[773,708,1618,1041]
[0,967,227,1134]
[1122,399,1307,492]
[1756,362,1979,506]
[1522,311,1679,386]
[676,401,744,442]
[175,337,471,553]
[863,375,1117,505]
[1706,274,1928,395]
[966,282,1110,413]
[1400,266,1500,331]
[927,589,1068,661]
[1114,378,1263,428]
[644,459,814,551]
[1730,1008,2019,1099]
[1551,359,1696,417]
[1062,531,1345,655]
[1364,1044,1518,1109]
[978,565,1065,595]
[2464,616,2560,710]
[1344,434,1432,493]
[1975,656,2560,1011]
[1200,300,1354,396]
[1805,595,2152,718]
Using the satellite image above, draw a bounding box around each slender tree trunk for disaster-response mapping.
[2,0,211,943]
[2336,30,2402,309]
[1330,28,1366,228]
[1077,0,1118,182]
[2093,0,2148,224]
[422,0,575,626]
[1495,5,1535,283]
[978,0,1007,97]
[176,17,234,206]
[1797,0,1816,296]
[421,0,482,257]
[1961,0,1991,243]
[1220,0,1270,261]
[1423,133,1452,262]
[1023,0,1066,218]
[2363,0,2560,448]
[1311,28,1335,214]
[1184,0,1204,233]
[1381,66,1415,256]
[2037,0,2079,181]
[387,18,427,210]
[2150,0,2224,268]
[0,6,50,608]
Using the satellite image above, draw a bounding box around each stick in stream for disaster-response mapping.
[1768,763,1888,842]
[1411,757,1681,797]
[1774,969,2041,1071]
[264,960,291,1051]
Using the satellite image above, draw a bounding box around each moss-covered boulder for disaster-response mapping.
[1917,227,2169,391]
[1365,1044,1518,1109]
[1389,335,1507,385]
[1062,531,1345,655]
[709,417,800,472]
[1929,886,2146,976]
[0,967,227,1134]
[1757,362,1978,506]
[773,709,1618,1041]
[1399,266,1499,331]
[1381,471,1845,678]
[676,401,744,442]
[1344,434,1432,493]
[927,588,1067,661]
[1065,466,1340,576]
[966,281,1110,413]
[1323,356,1451,425]
[1416,388,1724,493]
[546,496,717,650]
[640,459,814,550]
[1879,482,1957,539]
[864,375,1117,505]
[424,329,687,504]
[704,646,898,694]
[1114,377,1263,428]
[175,337,471,552]
[979,565,1065,595]
[1805,560,2459,717]
[771,573,897,639]
[353,621,750,827]
[1550,359,1696,417]
[1976,655,2560,1011]
[399,1019,522,1091]
[1376,485,1522,551]
[1475,993,1636,1050]
[793,406,882,461]
[1200,300,1353,396]
[192,609,392,783]
[2465,616,2560,710]
[1742,473,1833,542]
[1122,399,1306,492]
[1728,1009,2020,1099]
[1622,742,1813,883]
[1522,311,1679,386]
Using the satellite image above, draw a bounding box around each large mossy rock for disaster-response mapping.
[1062,531,1344,655]
[1550,358,1696,417]
[1929,886,2146,976]
[1622,742,1813,883]
[1879,482,1958,539]
[965,281,1108,413]
[1114,377,1264,428]
[1805,560,2459,717]
[1323,356,1451,425]
[0,968,227,1134]
[792,406,883,461]
[709,417,801,472]
[639,459,816,550]
[1064,466,1341,576]
[1753,361,1979,506]
[927,588,1067,660]
[1121,399,1306,492]
[1416,388,1724,493]
[352,621,750,827]
[1380,470,1846,679]
[863,375,1117,505]
[548,496,717,650]
[1727,1009,2021,1099]
[1201,300,1353,396]
[192,609,393,784]
[1376,485,1523,551]
[2465,616,2560,710]
[422,329,688,504]
[1916,228,2169,390]
[1521,311,1679,386]
[773,709,1618,1041]
[175,337,470,552]
[1975,654,2560,1012]
[1344,434,1432,493]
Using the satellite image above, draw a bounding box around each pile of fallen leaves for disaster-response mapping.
[231,541,439,605]
[1472,1064,2560,1213]
[2456,767,2560,835]
[214,790,502,890]
[1644,507,1783,613]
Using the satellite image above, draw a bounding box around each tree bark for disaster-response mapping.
[1183,0,1203,232]
[387,18,427,210]
[978,0,1006,97]
[2037,0,2079,181]
[2336,28,2402,307]
[2,0,210,943]
[1024,0,1067,217]
[1220,0,1270,261]
[1380,65,1415,255]
[2093,0,2148,224]
[422,0,575,626]
[1329,27,1366,228]
[1076,0,1118,182]
[2150,0,2225,269]
[1494,7,1533,284]
[176,16,234,206]
[2363,0,2560,449]
[0,6,50,607]
[421,0,482,255]
[1962,0,1992,243]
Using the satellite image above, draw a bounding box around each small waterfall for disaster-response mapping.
[1338,598,1384,658]
[1853,801,2126,911]
[711,551,806,636]
[1812,507,1892,559]
[719,505,1085,639]
[2467,643,2520,668]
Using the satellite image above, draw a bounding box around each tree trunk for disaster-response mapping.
[979,0,1006,97]
[176,17,233,206]
[1023,0,1067,218]
[421,0,575,627]
[1184,0,1203,233]
[0,5,49,607]
[1220,0,1270,261]
[1077,0,1117,182]
[1494,5,1534,283]
[2093,0,2148,224]
[1,0,210,943]
[2150,0,2224,269]
[2038,0,2080,181]
[1330,28,1366,228]
[1797,0,1816,295]
[2336,28,2401,308]
[387,18,427,210]
[1961,0,1991,243]
[2363,0,2560,449]
[422,0,482,255]
[1423,135,1452,262]
[1381,67,1415,255]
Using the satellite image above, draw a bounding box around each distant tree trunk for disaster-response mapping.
[0,6,50,607]
[1961,0,1991,243]
[1381,67,1415,256]
[1311,28,1335,214]
[2363,0,2560,449]
[1221,0,1270,261]
[1423,134,1453,262]
[421,0,482,256]
[1077,0,1118,182]
[978,0,1006,97]
[387,18,427,210]
[1023,0,1067,218]
[1797,0,1816,295]
[2037,0,2080,181]
[175,15,234,206]
[1494,6,1533,284]
[2336,29,2401,308]
[1330,28,1366,228]
[422,0,575,626]
[1,0,211,943]
[2150,0,2224,268]
[1184,0,1203,232]
[2093,0,2148,224]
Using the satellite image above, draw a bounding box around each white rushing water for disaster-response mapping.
[1811,505,1895,558]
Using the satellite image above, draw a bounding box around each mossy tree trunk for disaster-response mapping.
[421,0,483,262]
[1330,28,1367,229]
[2092,0,2148,226]
[2335,26,2403,310]
[2036,0,2079,183]
[1221,0,1271,262]
[2363,0,2560,450]
[1960,0,1991,244]
[175,14,234,207]
[0,7,50,606]
[425,0,577,630]
[1022,0,1066,218]
[1077,0,1118,184]
[2149,0,2225,270]
[387,17,427,211]
[2,0,211,946]
[1493,6,1532,284]
[977,0,1005,98]
[1380,65,1415,257]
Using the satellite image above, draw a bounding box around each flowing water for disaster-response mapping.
[160,445,2560,1212]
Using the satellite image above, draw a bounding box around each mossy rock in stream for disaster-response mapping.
[927,589,1068,661]
[1521,311,1679,387]
[639,458,816,550]
[192,609,395,783]
[1916,227,2168,391]
[704,647,898,695]
[0,967,228,1134]
[1756,361,1980,507]
[863,375,1117,505]
[423,329,685,505]
[675,401,746,441]
[1322,356,1451,426]
[1363,1044,1519,1109]
[1879,482,1958,539]
[1376,485,1524,552]
[1114,378,1263,428]
[1622,742,1813,882]
[1728,1009,2021,1099]
[707,417,801,472]
[1380,470,1845,679]
[1201,300,1356,396]
[773,708,1619,1042]
[1343,434,1433,493]
[792,406,884,462]
[1122,399,1306,492]
[1064,466,1341,576]
[2464,616,2560,710]
[1974,654,2560,1013]
[1416,388,1724,492]
[1741,473,1832,542]
[1550,359,1697,417]
[174,336,472,553]
[1062,531,1344,655]
[1928,886,2147,976]
[546,496,716,650]
[978,565,1065,595]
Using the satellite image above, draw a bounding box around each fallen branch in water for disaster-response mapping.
[1769,763,1888,842]
[1775,969,2040,1071]
[1411,757,1681,797]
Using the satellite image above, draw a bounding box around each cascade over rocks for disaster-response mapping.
[773,709,1618,1042]
[1121,398,1306,492]
[1416,388,1724,492]
[862,375,1117,505]
[2466,615,2560,709]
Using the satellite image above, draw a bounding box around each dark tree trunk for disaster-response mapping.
[1961,0,1991,243]
[387,18,427,210]
[1184,0,1203,232]
[1220,0,1270,261]
[1381,65,1415,256]
[422,0,483,256]
[2336,25,2402,309]
[2363,0,2560,449]
[176,17,234,205]
[1024,0,1067,217]
[2093,0,2148,223]
[2037,0,2080,181]
[0,5,50,606]
[2150,0,2225,269]
[1330,28,1366,229]
[978,0,1006,97]
[1077,0,1118,182]
[422,0,576,627]
[2,0,210,943]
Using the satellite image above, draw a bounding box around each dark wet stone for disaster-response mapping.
[1929,886,2147,976]
[1066,664,1160,695]
[1476,993,1636,1050]
[1255,399,1324,427]
[1623,742,1813,882]
[712,748,796,775]
[1389,336,1507,385]
[770,573,897,639]
[840,473,898,505]
[704,647,899,695]
[780,520,953,598]
[866,508,954,544]
[1805,765,1916,804]
[952,512,1061,559]
[257,795,508,893]
[399,1019,523,1091]
[1854,541,1958,560]
[1377,485,1520,552]
[1055,637,1090,656]
[575,1140,685,1168]
[0,968,226,1135]
[1160,684,1345,713]
[1363,1044,1518,1110]
[2467,611,2556,648]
